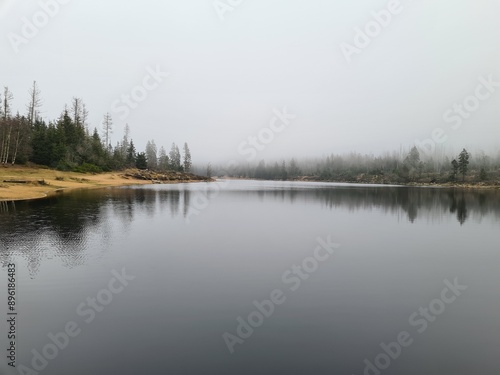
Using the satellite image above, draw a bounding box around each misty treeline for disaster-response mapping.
[0,82,192,172]
[206,146,500,184]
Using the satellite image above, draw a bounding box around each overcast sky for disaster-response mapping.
[1,0,499,163]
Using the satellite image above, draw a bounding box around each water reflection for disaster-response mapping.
[0,200,16,214]
[221,185,500,225]
[1,183,499,277]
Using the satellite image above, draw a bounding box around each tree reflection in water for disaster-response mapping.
[1,184,499,277]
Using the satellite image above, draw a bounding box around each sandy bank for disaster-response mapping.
[0,166,209,201]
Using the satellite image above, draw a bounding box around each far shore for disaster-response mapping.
[0,166,210,202]
[297,177,500,190]
[218,176,500,190]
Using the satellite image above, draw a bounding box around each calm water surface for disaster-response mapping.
[0,180,499,374]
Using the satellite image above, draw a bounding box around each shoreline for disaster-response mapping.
[0,166,210,202]
[2,166,499,202]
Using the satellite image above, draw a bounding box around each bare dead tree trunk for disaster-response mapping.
[2,120,12,164]
[11,118,26,165]
[2,87,13,164]
[82,103,89,134]
[27,81,43,126]
[102,112,113,149]
[0,121,9,164]
[0,120,5,164]
[72,97,81,127]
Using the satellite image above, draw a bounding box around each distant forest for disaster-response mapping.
[0,82,192,173]
[206,146,500,185]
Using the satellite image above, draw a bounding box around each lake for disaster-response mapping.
[1,180,499,375]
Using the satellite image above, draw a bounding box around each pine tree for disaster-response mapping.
[121,124,130,159]
[289,158,301,178]
[405,146,421,167]
[31,119,49,165]
[126,139,136,167]
[145,140,158,169]
[280,161,288,180]
[206,163,212,179]
[479,167,488,181]
[404,146,422,181]
[91,128,104,158]
[183,142,192,172]
[458,148,469,182]
[158,146,169,171]
[450,159,459,181]
[135,152,147,170]
[169,142,181,171]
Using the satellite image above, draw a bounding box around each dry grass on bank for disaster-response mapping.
[0,165,203,201]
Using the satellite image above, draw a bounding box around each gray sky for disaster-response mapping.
[1,0,499,163]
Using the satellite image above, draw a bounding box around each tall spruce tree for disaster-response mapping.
[183,142,192,172]
[458,149,470,182]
